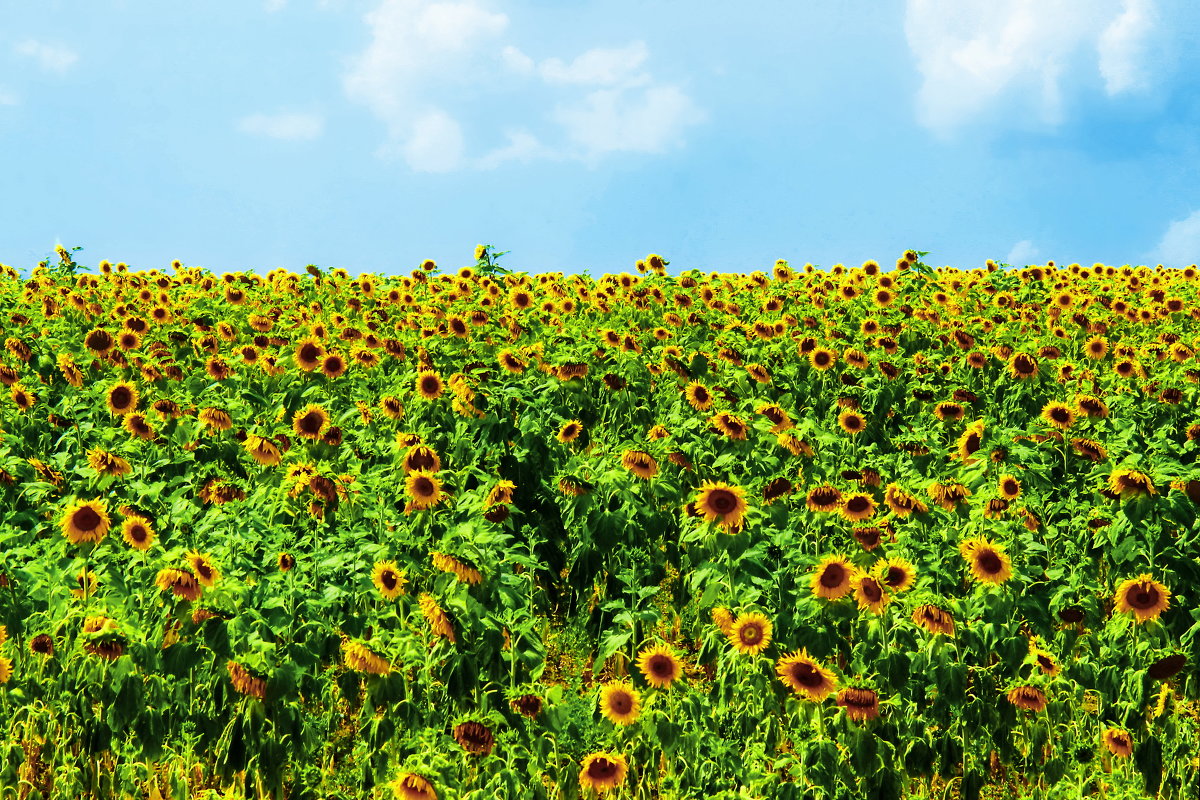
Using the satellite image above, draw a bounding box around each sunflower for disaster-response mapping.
[852,574,889,615]
[123,413,155,440]
[694,481,748,531]
[809,348,837,371]
[557,420,583,443]
[1071,437,1108,462]
[187,551,220,587]
[372,560,407,600]
[432,552,483,584]
[227,661,267,700]
[59,499,111,545]
[292,404,329,440]
[498,349,526,374]
[199,407,233,432]
[342,640,392,675]
[379,395,405,420]
[621,450,658,480]
[1108,469,1156,500]
[839,492,876,523]
[319,351,347,379]
[453,721,495,756]
[155,568,202,602]
[912,604,955,636]
[1008,353,1038,379]
[1031,647,1060,677]
[1075,395,1109,418]
[72,569,99,599]
[837,687,880,722]
[883,483,927,517]
[1040,401,1075,430]
[278,552,296,572]
[599,682,641,725]
[811,555,854,600]
[29,634,53,657]
[578,752,628,794]
[727,612,772,656]
[637,644,683,689]
[418,593,456,643]
[757,403,793,432]
[1114,574,1170,623]
[243,434,282,467]
[121,515,156,551]
[876,557,915,592]
[105,382,139,416]
[294,337,324,371]
[837,409,866,435]
[956,420,985,463]
[1102,728,1133,758]
[959,538,1012,586]
[775,649,837,701]
[485,479,516,507]
[998,475,1021,500]
[806,484,842,512]
[415,371,444,400]
[402,444,441,473]
[87,448,132,477]
[711,606,734,635]
[405,470,444,510]
[1006,685,1048,712]
[0,656,10,684]
[710,412,748,440]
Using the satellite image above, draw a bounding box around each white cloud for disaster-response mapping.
[554,84,705,160]
[1150,209,1200,266]
[1098,0,1156,94]
[0,88,17,106]
[345,0,703,170]
[238,112,325,140]
[1005,240,1039,265]
[540,42,649,88]
[14,39,78,74]
[265,0,287,11]
[905,0,1162,135]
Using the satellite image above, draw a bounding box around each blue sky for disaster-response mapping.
[2,0,1199,276]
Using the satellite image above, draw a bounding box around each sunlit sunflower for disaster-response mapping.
[694,481,748,531]
[294,337,324,371]
[684,382,714,411]
[809,348,837,371]
[121,515,156,551]
[557,419,583,443]
[839,492,876,523]
[852,573,889,615]
[379,395,405,420]
[956,420,985,463]
[1006,685,1047,712]
[837,409,866,435]
[1102,728,1133,758]
[432,552,483,584]
[775,648,837,701]
[710,412,748,440]
[59,499,111,545]
[155,568,202,602]
[959,538,1012,586]
[292,404,329,440]
[405,470,445,510]
[621,450,658,480]
[727,612,772,656]
[415,371,444,400]
[372,560,407,600]
[912,604,954,636]
[1075,395,1110,418]
[1030,646,1060,677]
[402,444,441,473]
[811,555,854,600]
[806,484,842,513]
[883,483,927,517]
[599,682,641,725]
[998,474,1021,500]
[186,551,220,587]
[418,592,456,643]
[1008,353,1038,380]
[876,557,916,592]
[1040,401,1075,430]
[243,434,282,467]
[123,413,155,440]
[199,407,233,432]
[341,639,391,674]
[1114,574,1170,623]
[837,687,880,722]
[1107,469,1156,500]
[711,606,734,635]
[105,382,139,416]
[578,752,628,794]
[320,351,347,379]
[87,448,132,478]
[637,644,683,689]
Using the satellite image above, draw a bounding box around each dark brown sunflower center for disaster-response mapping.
[976,550,1003,574]
[842,689,878,708]
[324,356,344,371]
[885,567,905,587]
[298,412,323,435]
[1015,357,1035,374]
[420,377,440,395]
[791,662,822,687]
[814,353,830,365]
[648,655,675,678]
[812,489,838,505]
[195,563,214,581]
[110,387,132,408]
[819,564,846,588]
[381,571,398,590]
[73,506,102,531]
[707,489,737,515]
[412,477,436,498]
[859,578,882,602]
[129,524,148,542]
[764,408,785,424]
[1129,585,1159,609]
[298,343,320,362]
[963,433,981,454]
[846,496,870,512]
[407,450,436,470]
[739,624,762,644]
[587,759,619,780]
[1003,480,1018,495]
[1037,654,1054,670]
[608,691,632,714]
[1050,408,1069,422]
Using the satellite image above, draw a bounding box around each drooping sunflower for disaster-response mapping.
[876,557,916,592]
[199,407,233,432]
[402,444,441,473]
[837,409,867,435]
[959,538,1012,586]
[637,644,683,689]
[1107,469,1156,500]
[0,655,11,684]
[121,515,156,551]
[710,412,748,440]
[1006,685,1048,712]
[123,413,155,440]
[405,470,445,510]
[883,483,927,517]
[105,382,139,416]
[839,492,876,523]
[372,560,407,600]
[1114,574,1170,623]
[621,450,658,480]
[485,479,516,507]
[837,687,880,722]
[852,574,889,615]
[59,499,111,545]
[727,612,772,656]
[342,639,392,675]
[757,403,793,433]
[278,552,296,572]
[1030,646,1060,677]
[1075,394,1110,418]
[1040,401,1075,430]
[1102,728,1133,758]
[379,395,405,420]
[912,604,955,636]
[599,682,641,725]
[775,648,837,701]
[415,370,445,400]
[155,568,202,602]
[956,420,985,463]
[87,448,132,477]
[186,551,220,587]
[418,592,457,643]
[292,404,329,440]
[578,752,628,794]
[694,481,748,531]
[243,434,282,467]
[811,555,854,600]
[1008,353,1038,380]
[432,552,482,584]
[711,606,734,635]
[557,419,583,443]
[227,661,267,700]
[806,484,842,513]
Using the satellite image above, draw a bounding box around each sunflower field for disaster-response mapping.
[0,245,1197,800]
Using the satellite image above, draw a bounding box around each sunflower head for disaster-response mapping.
[775,648,837,701]
[726,612,772,656]
[186,551,220,587]
[959,538,1012,586]
[405,470,445,511]
[578,752,628,794]
[1114,574,1170,623]
[876,557,915,592]
[292,404,330,440]
[636,644,683,689]
[391,772,438,800]
[60,499,112,546]
[372,560,407,600]
[811,555,854,600]
[852,573,889,615]
[599,682,641,726]
[694,481,748,532]
[121,515,156,551]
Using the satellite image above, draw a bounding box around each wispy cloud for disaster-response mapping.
[1150,209,1200,265]
[237,111,325,140]
[14,39,78,74]
[344,0,704,171]
[904,0,1163,135]
[264,0,288,11]
[1005,239,1039,265]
